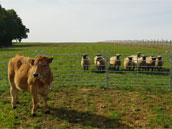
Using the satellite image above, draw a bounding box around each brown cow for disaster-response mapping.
[8,54,53,116]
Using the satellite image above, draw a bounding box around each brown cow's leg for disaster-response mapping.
[31,86,38,115]
[43,94,49,113]
[10,86,18,108]
[31,94,38,115]
[40,91,49,113]
[9,74,18,109]
[16,91,19,104]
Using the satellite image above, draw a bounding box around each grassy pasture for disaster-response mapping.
[0,42,172,128]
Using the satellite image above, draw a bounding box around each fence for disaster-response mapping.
[0,52,171,90]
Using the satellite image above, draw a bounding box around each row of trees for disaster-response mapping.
[0,4,29,46]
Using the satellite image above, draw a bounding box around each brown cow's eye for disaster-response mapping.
[43,64,47,67]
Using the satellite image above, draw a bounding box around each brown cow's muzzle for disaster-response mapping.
[33,73,39,78]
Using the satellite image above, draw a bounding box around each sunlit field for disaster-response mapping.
[1,42,172,128]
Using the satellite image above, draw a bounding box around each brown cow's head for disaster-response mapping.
[29,56,53,81]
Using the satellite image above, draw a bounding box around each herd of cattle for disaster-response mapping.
[81,52,163,71]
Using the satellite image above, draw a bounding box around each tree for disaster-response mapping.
[0,4,29,46]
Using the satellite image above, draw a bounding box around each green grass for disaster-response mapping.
[0,42,172,128]
[2,86,172,128]
[0,42,171,89]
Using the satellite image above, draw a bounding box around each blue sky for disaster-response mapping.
[1,0,172,42]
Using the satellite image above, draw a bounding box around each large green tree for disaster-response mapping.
[0,4,29,46]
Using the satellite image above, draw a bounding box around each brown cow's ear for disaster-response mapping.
[49,57,53,63]
[28,59,34,65]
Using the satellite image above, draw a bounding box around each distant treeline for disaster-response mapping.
[0,4,29,47]
[105,40,172,43]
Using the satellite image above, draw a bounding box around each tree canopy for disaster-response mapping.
[0,4,29,46]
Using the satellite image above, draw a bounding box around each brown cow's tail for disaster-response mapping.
[8,59,16,88]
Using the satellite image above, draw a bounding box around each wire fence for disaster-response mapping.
[0,52,171,90]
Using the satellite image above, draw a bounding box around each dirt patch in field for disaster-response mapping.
[1,87,172,128]
[47,88,152,128]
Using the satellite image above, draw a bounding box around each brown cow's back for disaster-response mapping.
[8,54,32,91]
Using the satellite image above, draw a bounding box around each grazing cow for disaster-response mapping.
[8,54,53,116]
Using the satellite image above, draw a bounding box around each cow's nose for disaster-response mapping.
[33,73,39,78]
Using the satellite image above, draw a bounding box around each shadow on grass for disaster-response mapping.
[49,107,131,128]
[91,70,106,73]
[130,68,170,76]
[98,68,170,76]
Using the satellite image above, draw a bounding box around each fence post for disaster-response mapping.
[137,56,139,73]
[105,51,109,89]
[170,53,172,90]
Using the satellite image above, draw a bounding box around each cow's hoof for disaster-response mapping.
[12,106,16,109]
[31,113,37,117]
[45,110,50,114]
